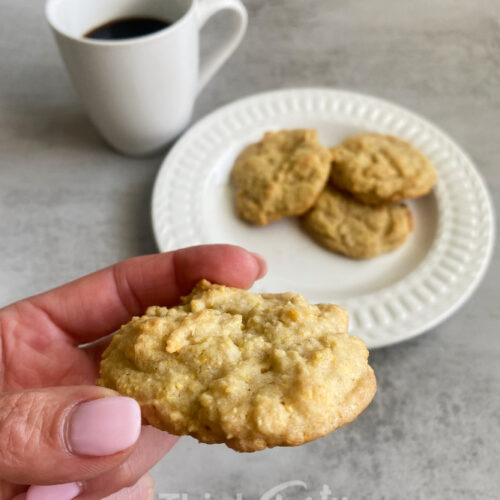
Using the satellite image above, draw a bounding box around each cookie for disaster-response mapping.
[231,129,331,225]
[98,280,376,452]
[302,187,413,259]
[330,133,437,204]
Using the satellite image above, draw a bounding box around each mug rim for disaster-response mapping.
[45,0,195,46]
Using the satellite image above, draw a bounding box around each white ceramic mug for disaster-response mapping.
[46,0,247,156]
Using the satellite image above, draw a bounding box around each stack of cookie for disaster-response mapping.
[232,130,437,259]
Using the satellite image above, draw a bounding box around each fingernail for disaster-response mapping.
[251,252,267,279]
[68,396,141,456]
[26,482,81,500]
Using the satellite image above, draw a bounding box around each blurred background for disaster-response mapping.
[0,0,499,498]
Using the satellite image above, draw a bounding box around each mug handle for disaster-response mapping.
[195,0,248,95]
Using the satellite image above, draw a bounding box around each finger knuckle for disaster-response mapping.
[0,392,56,470]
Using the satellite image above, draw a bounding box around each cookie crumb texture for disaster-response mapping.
[98,280,376,452]
[302,187,414,259]
[330,133,437,205]
[232,129,331,225]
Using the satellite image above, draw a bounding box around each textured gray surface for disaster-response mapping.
[1,0,499,499]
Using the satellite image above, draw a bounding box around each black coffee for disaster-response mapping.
[85,17,171,40]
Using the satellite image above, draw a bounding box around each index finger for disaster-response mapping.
[11,245,266,344]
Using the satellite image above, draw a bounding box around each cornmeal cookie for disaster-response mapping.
[231,129,331,225]
[302,187,413,259]
[98,280,376,452]
[330,133,437,204]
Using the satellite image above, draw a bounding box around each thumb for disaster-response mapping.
[0,386,141,486]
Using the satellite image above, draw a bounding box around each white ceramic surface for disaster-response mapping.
[152,88,495,348]
[46,0,247,156]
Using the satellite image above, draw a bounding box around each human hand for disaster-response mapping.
[0,245,266,500]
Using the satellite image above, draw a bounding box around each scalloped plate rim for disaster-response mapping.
[151,87,495,349]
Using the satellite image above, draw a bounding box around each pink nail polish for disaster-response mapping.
[69,396,141,456]
[26,482,81,500]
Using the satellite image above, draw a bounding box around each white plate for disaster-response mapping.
[152,88,494,348]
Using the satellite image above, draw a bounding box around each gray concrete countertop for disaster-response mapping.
[1,1,499,499]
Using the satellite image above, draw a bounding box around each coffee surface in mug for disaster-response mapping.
[85,17,171,40]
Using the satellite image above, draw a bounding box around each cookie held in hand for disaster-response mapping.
[232,129,331,225]
[98,280,376,452]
